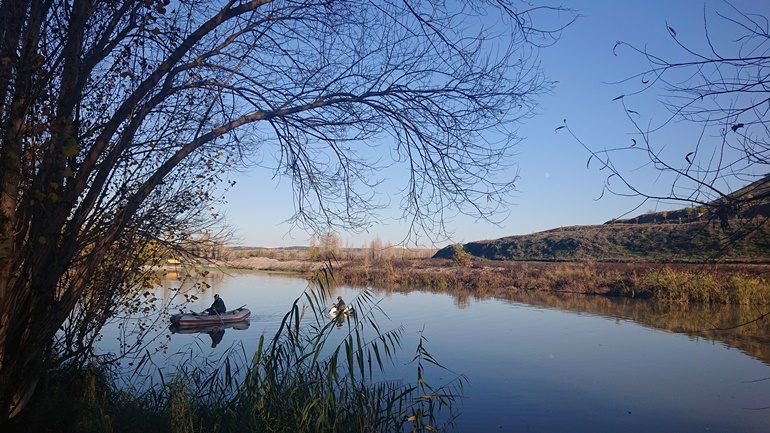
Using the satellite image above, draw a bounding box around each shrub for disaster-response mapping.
[452,244,472,267]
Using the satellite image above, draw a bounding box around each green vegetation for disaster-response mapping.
[450,244,472,267]
[433,219,770,263]
[434,176,770,264]
[7,271,462,433]
[434,177,770,263]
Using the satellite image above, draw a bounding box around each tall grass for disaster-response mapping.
[8,264,464,433]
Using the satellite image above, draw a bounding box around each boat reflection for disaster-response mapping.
[169,320,250,348]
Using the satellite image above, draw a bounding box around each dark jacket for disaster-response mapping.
[210,297,226,314]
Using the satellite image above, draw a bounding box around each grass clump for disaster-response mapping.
[643,268,721,303]
[727,274,770,305]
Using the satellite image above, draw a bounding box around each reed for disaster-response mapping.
[728,274,770,305]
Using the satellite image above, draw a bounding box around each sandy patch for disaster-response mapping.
[224,256,322,273]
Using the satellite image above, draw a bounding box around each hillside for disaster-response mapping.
[436,177,770,263]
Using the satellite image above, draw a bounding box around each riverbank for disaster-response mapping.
[163,255,770,305]
[153,256,323,275]
[208,256,770,305]
[331,258,770,305]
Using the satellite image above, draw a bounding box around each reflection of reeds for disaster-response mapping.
[512,291,770,367]
[369,282,770,367]
[334,258,770,305]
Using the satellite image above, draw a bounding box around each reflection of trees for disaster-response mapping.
[160,270,226,292]
[156,270,228,315]
[505,290,770,365]
[370,284,770,366]
[453,293,471,310]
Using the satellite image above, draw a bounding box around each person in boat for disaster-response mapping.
[206,294,226,315]
[332,296,346,328]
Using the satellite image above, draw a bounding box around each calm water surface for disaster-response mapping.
[100,271,770,432]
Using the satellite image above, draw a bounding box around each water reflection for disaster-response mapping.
[98,272,770,433]
[168,320,251,348]
[373,284,770,366]
[508,291,770,365]
[153,272,770,367]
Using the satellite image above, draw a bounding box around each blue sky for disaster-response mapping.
[222,0,766,248]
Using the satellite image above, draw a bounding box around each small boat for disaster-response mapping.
[329,305,354,316]
[170,307,251,326]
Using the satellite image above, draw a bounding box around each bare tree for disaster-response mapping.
[0,0,574,421]
[369,235,384,261]
[319,232,340,260]
[564,2,769,229]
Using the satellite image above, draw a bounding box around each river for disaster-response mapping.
[99,270,770,432]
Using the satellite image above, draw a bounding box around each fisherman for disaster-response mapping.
[332,296,347,328]
[206,294,226,315]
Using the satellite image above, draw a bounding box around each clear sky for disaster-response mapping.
[221,0,766,248]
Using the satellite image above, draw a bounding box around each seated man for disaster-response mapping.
[206,294,226,315]
[333,296,345,309]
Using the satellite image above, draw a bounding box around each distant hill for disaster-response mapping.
[435,176,770,263]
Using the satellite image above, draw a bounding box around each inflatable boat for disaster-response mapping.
[170,307,251,326]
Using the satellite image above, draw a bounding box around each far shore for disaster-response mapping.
[154,256,323,274]
[153,256,770,305]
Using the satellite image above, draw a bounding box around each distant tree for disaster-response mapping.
[452,243,473,267]
[319,232,340,260]
[384,240,397,260]
[308,234,320,261]
[564,2,769,231]
[0,0,574,421]
[369,236,384,261]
